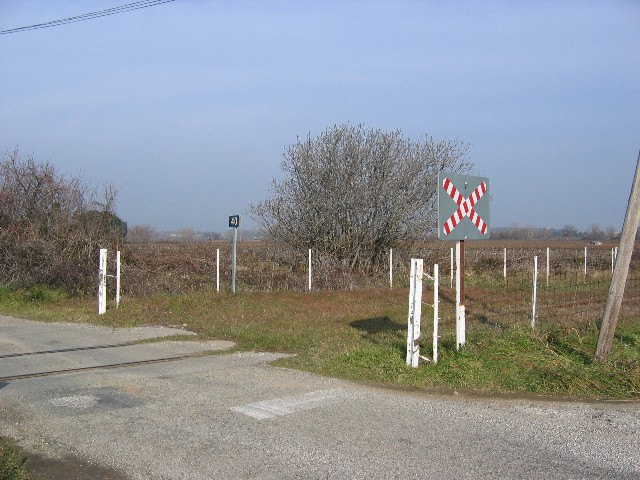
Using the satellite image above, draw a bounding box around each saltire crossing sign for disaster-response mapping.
[438,172,490,240]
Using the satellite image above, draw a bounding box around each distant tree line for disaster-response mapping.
[491,224,626,241]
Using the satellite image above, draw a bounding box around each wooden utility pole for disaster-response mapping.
[594,151,640,363]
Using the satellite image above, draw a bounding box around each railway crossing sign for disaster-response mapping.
[438,172,490,240]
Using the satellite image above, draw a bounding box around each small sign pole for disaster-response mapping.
[232,227,237,293]
[229,215,240,294]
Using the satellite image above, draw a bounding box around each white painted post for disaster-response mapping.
[216,248,220,293]
[308,248,312,292]
[433,263,439,364]
[584,246,588,281]
[532,256,538,328]
[456,241,465,350]
[450,247,454,289]
[612,247,618,274]
[389,248,393,289]
[503,247,507,283]
[115,250,121,308]
[98,248,107,315]
[406,259,423,368]
[546,246,550,287]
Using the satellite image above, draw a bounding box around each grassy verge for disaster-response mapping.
[0,286,638,400]
[0,437,30,480]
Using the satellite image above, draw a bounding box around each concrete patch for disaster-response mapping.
[230,388,346,420]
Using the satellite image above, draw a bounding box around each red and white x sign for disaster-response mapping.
[442,177,488,236]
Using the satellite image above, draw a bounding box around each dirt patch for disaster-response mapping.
[28,453,127,480]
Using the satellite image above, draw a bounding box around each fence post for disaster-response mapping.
[503,247,507,283]
[389,248,393,289]
[546,246,550,287]
[98,248,107,315]
[584,246,588,281]
[308,248,312,292]
[116,250,121,308]
[532,255,538,328]
[406,259,423,368]
[433,263,439,364]
[216,248,220,293]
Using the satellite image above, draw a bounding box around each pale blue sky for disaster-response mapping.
[1,1,638,232]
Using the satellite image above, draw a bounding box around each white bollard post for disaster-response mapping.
[116,250,121,308]
[216,248,220,293]
[406,259,423,368]
[308,248,312,292]
[433,263,439,364]
[532,256,538,328]
[98,248,107,315]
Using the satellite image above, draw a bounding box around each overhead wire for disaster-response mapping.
[0,0,176,35]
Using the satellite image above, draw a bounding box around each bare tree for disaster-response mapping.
[252,124,472,271]
[0,149,124,293]
[127,224,158,243]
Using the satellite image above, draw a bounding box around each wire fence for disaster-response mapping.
[117,241,638,328]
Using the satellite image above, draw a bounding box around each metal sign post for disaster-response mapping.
[229,215,240,293]
[438,172,490,350]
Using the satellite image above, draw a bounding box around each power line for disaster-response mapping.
[0,0,176,35]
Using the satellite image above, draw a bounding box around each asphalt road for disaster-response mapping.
[0,315,638,479]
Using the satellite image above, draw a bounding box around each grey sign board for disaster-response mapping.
[437,172,490,240]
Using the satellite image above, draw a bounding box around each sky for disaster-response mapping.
[1,0,639,233]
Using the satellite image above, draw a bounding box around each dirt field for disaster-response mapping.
[116,240,639,329]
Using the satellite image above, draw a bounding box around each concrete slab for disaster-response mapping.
[0,315,234,380]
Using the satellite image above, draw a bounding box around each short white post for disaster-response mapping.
[406,259,423,368]
[532,255,538,328]
[216,248,220,292]
[546,246,550,287]
[389,248,393,289]
[308,248,312,292]
[115,250,121,308]
[450,247,454,289]
[98,248,107,315]
[584,246,588,281]
[612,248,614,274]
[503,247,507,283]
[433,263,439,364]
